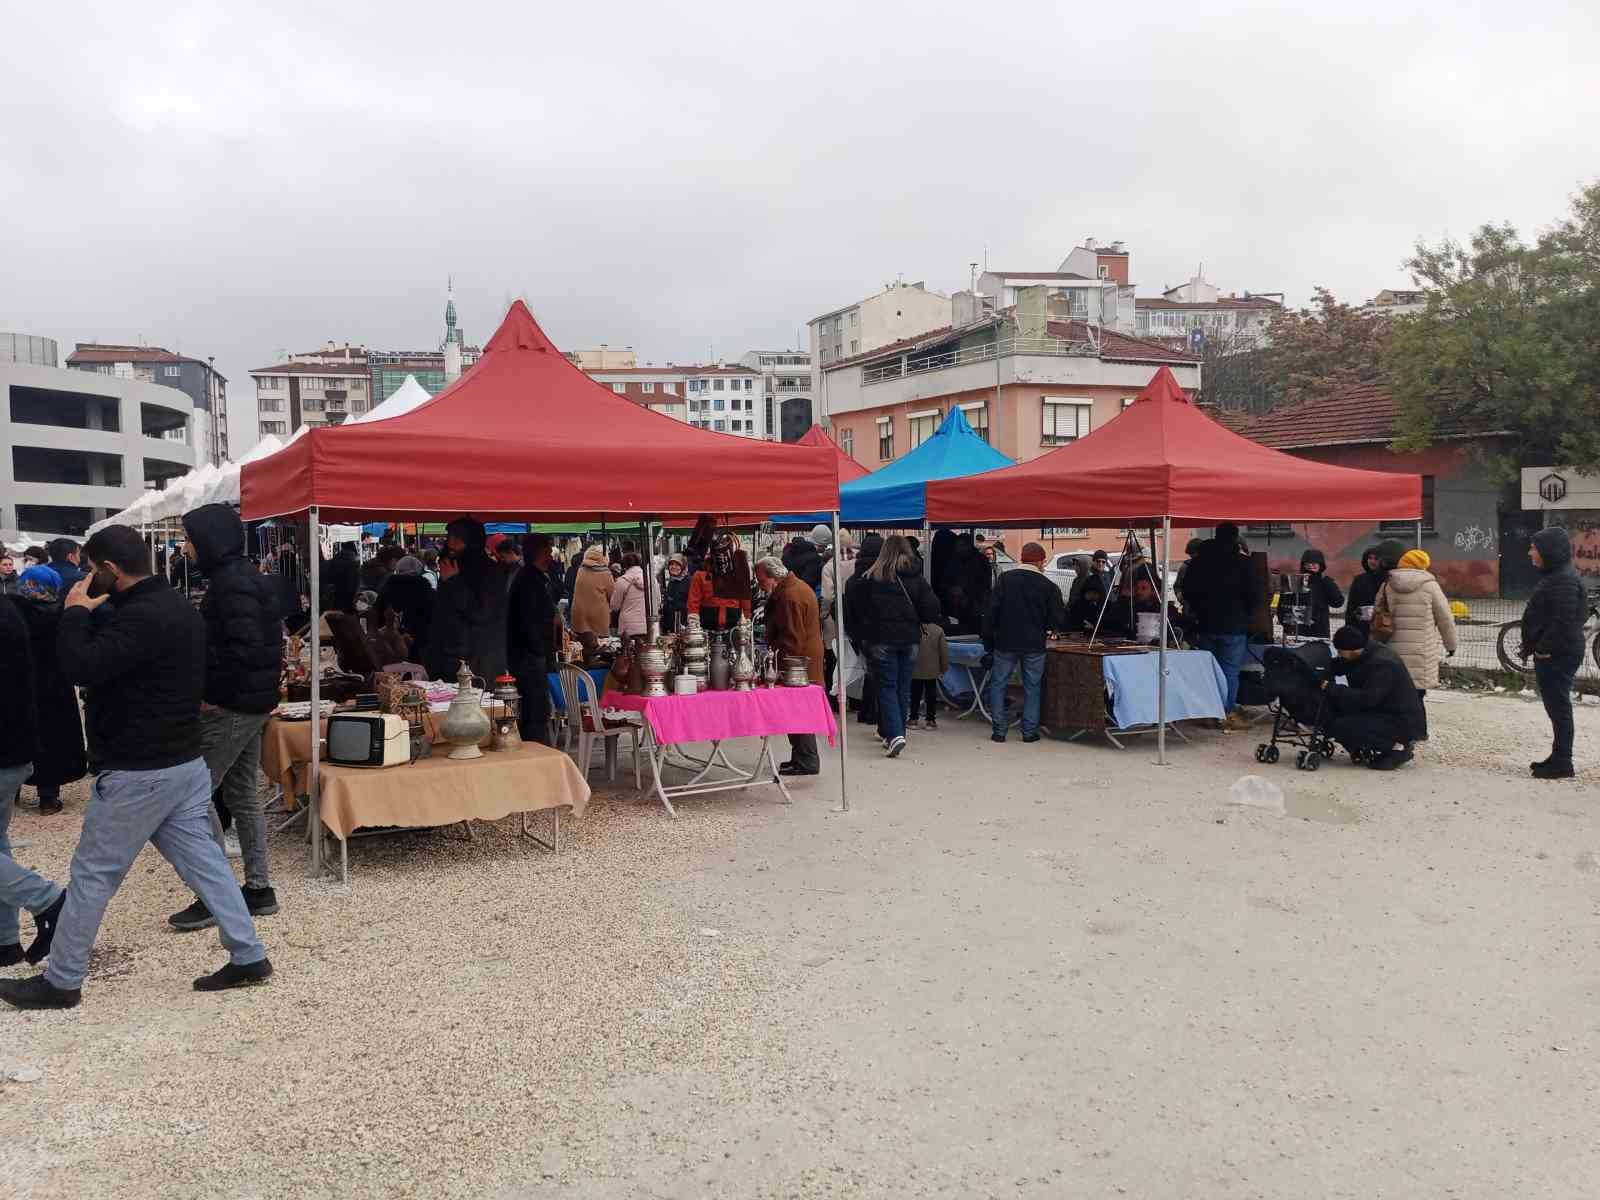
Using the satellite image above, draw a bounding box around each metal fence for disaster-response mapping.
[1439,595,1600,681]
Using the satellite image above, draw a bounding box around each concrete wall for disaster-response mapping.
[1,361,194,534]
[1249,442,1504,599]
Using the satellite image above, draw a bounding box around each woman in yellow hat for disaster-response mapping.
[1373,548,1458,736]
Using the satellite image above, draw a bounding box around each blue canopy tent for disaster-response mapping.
[773,407,1013,528]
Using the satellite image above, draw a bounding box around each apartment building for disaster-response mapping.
[251,343,372,437]
[1134,271,1283,348]
[737,349,813,442]
[65,342,228,466]
[815,289,1200,544]
[583,366,691,425]
[564,346,637,370]
[808,281,952,374]
[2,331,195,535]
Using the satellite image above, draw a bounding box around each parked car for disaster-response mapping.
[1042,549,1175,599]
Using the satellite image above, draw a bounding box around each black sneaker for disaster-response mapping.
[242,886,279,918]
[1022,733,1041,744]
[24,891,65,964]
[168,899,215,933]
[0,974,81,1010]
[777,763,818,777]
[1370,747,1415,771]
[1532,760,1576,780]
[194,958,273,992]
[885,736,906,758]
[0,944,22,968]
[990,733,1007,743]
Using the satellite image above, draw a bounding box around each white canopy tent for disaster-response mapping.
[350,374,432,424]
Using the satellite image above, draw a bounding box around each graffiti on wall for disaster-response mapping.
[1567,522,1600,579]
[1452,524,1496,552]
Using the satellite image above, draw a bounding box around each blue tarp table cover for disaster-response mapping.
[1100,650,1225,729]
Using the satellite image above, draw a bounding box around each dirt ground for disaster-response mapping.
[2,689,1598,1199]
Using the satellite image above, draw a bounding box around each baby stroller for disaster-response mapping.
[1253,641,1339,771]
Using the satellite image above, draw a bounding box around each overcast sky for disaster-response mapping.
[3,1,1596,455]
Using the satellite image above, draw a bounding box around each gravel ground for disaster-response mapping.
[3,690,1599,1198]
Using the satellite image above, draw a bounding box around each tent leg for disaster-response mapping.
[832,510,848,813]
[1415,520,1422,550]
[1157,515,1170,766]
[308,506,323,875]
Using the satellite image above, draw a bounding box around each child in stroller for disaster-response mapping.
[1252,641,1368,770]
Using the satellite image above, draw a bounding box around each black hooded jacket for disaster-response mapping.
[426,517,509,680]
[0,596,37,770]
[1521,527,1588,660]
[10,596,86,786]
[1326,641,1428,745]
[183,503,284,714]
[1279,548,1344,639]
[784,539,824,593]
[323,548,360,614]
[1344,546,1384,631]
[1182,527,1257,636]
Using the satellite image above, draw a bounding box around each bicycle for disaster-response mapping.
[1495,588,1600,675]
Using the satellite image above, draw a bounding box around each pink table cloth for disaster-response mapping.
[603,686,838,747]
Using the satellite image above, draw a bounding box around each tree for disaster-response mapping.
[1390,181,1600,478]
[1200,288,1391,413]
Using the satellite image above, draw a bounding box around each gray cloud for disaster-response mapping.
[2,0,1595,454]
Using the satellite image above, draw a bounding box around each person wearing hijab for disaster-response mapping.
[1373,547,1457,738]
[376,555,435,663]
[1278,548,1345,639]
[9,567,87,815]
[569,544,616,655]
[1343,546,1385,636]
[687,531,753,632]
[660,555,691,633]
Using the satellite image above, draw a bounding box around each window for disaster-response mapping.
[960,402,989,443]
[713,398,725,411]
[611,383,626,394]
[1097,264,1110,279]
[642,381,654,393]
[839,428,854,459]
[1380,475,1435,534]
[258,376,281,390]
[259,420,287,435]
[259,397,284,413]
[163,365,181,377]
[713,378,725,391]
[302,396,324,412]
[1042,399,1092,444]
[849,339,860,355]
[908,410,939,449]
[714,419,726,432]
[1120,396,1136,410]
[743,396,753,411]
[743,378,753,391]
[877,417,893,461]
[849,310,858,327]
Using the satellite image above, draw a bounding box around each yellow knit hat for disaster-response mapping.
[1398,549,1431,570]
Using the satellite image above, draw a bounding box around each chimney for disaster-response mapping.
[1084,236,1097,250]
[1110,241,1125,253]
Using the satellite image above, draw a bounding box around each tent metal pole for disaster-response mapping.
[308,506,322,875]
[832,509,848,812]
[1157,515,1171,766]
[1415,520,1422,550]
[640,518,656,635]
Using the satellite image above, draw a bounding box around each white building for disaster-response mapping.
[250,343,372,438]
[737,349,812,441]
[1,334,196,536]
[1134,271,1283,348]
[807,281,952,382]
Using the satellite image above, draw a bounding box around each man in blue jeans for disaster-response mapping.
[986,542,1067,743]
[1182,523,1258,732]
[0,524,271,1011]
[0,597,66,966]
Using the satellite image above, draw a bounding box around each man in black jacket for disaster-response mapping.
[0,525,270,1010]
[1521,527,1587,779]
[1278,548,1344,640]
[507,533,557,746]
[1181,523,1258,728]
[1323,626,1427,770]
[985,543,1067,744]
[1343,546,1384,636]
[0,597,66,968]
[167,504,285,933]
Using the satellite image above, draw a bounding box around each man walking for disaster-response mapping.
[1521,527,1587,779]
[167,504,285,932]
[0,525,270,1010]
[986,542,1066,744]
[1181,523,1258,730]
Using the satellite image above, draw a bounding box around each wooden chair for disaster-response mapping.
[559,665,641,788]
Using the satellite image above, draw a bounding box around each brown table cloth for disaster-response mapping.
[316,740,591,841]
[262,710,491,802]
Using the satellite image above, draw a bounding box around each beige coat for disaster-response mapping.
[1375,568,1457,689]
[570,564,615,636]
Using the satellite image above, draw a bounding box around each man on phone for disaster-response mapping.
[0,525,271,1010]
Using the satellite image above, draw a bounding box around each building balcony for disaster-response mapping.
[861,335,1095,386]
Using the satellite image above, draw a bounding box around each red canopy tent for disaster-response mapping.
[240,302,857,839]
[924,366,1420,527]
[794,424,870,483]
[241,301,843,523]
[924,366,1422,763]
